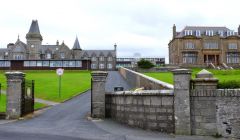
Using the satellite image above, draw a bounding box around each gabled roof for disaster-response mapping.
[81,50,116,57]
[28,20,41,34]
[72,37,82,50]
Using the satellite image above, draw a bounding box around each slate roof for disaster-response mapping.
[28,20,41,34]
[176,26,237,38]
[72,37,81,50]
[82,50,116,57]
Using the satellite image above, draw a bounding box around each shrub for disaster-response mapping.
[218,80,240,89]
[137,59,155,69]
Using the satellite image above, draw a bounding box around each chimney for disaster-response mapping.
[56,40,59,45]
[238,25,240,35]
[114,43,117,51]
[173,24,176,39]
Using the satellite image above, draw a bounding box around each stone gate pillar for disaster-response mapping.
[5,72,25,119]
[192,69,218,90]
[91,71,108,118]
[172,69,192,135]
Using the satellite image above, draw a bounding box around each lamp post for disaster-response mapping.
[56,68,64,98]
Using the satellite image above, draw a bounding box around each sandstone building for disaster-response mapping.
[0,20,116,70]
[169,25,240,68]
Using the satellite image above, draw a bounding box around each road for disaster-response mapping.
[0,71,227,140]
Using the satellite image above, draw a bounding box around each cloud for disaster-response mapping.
[1,0,240,63]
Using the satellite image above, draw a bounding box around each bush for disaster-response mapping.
[137,59,155,69]
[217,80,240,89]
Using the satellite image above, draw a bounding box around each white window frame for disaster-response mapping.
[196,30,201,37]
[107,63,112,69]
[99,63,104,69]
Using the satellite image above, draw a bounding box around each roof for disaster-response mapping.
[72,37,81,50]
[28,20,41,34]
[82,50,116,57]
[176,26,236,38]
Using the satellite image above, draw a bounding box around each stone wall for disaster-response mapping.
[118,67,173,90]
[190,89,240,138]
[106,90,175,133]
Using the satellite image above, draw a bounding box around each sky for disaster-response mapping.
[1,0,240,63]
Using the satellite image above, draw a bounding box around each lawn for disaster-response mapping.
[144,68,240,84]
[0,70,91,102]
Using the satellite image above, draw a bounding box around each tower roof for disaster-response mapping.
[28,20,41,34]
[72,37,82,50]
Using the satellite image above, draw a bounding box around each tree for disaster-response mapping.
[137,59,155,69]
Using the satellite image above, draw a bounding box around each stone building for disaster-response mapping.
[0,20,116,70]
[169,24,240,68]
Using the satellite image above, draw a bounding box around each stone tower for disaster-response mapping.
[26,20,43,47]
[72,37,82,59]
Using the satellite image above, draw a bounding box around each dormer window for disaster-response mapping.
[227,30,234,36]
[206,30,214,36]
[46,53,51,59]
[107,57,112,61]
[91,57,97,61]
[60,52,65,59]
[184,30,192,36]
[99,56,104,61]
[218,30,224,37]
[195,30,201,37]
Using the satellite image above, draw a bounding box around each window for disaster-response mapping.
[196,30,201,37]
[91,64,96,69]
[218,30,224,37]
[75,61,82,67]
[204,42,218,49]
[206,30,213,36]
[0,61,10,67]
[184,30,192,36]
[107,57,112,61]
[14,55,23,60]
[227,53,239,64]
[69,61,75,67]
[42,61,49,67]
[99,56,104,61]
[24,61,29,67]
[63,61,69,67]
[182,53,197,64]
[228,43,237,49]
[37,61,42,67]
[99,64,104,69]
[91,57,97,61]
[60,52,65,59]
[107,63,112,69]
[185,42,195,49]
[46,53,51,59]
[29,61,37,67]
[227,30,234,36]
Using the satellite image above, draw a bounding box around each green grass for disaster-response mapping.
[0,94,6,113]
[34,102,47,110]
[0,70,91,102]
[25,70,91,102]
[144,69,240,84]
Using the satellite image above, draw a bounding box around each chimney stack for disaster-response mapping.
[173,24,176,39]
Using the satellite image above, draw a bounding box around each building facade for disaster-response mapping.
[116,57,165,68]
[0,20,116,70]
[169,25,240,68]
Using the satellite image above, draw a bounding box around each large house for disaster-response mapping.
[169,24,240,68]
[0,20,116,70]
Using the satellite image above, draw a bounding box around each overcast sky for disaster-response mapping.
[1,0,240,62]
